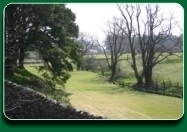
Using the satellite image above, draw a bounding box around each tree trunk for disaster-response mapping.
[144,67,153,86]
[109,64,116,82]
[135,73,143,84]
[77,61,83,71]
[131,64,143,84]
[5,45,14,74]
[18,46,25,69]
[13,57,18,67]
[76,64,80,70]
[100,65,105,76]
[5,57,14,74]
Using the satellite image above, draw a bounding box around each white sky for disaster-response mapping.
[66,3,184,43]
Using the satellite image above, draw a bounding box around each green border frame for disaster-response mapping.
[1,0,185,131]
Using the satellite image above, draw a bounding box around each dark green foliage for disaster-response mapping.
[113,79,126,87]
[83,57,110,74]
[84,56,97,71]
[5,68,71,104]
[5,4,80,86]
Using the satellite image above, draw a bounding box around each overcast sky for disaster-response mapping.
[66,3,184,43]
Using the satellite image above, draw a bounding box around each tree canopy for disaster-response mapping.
[5,4,81,86]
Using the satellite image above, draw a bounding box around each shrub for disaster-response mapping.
[84,56,97,71]
[29,77,70,104]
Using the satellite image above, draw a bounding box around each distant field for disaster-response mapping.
[86,53,183,85]
[25,53,183,85]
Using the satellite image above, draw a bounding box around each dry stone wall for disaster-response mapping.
[5,80,105,119]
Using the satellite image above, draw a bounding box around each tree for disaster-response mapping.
[117,4,182,85]
[100,18,127,81]
[5,4,80,86]
[76,32,97,70]
[5,4,34,71]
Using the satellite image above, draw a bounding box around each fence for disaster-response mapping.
[118,78,183,99]
[160,80,183,98]
[137,79,183,99]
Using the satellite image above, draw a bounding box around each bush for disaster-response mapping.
[29,77,53,96]
[29,77,70,104]
[84,56,97,71]
[52,89,70,104]
[84,56,107,72]
[113,78,126,88]
[99,61,109,76]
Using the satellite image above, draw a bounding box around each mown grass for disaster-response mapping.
[66,70,183,119]
[5,64,183,119]
[8,52,182,119]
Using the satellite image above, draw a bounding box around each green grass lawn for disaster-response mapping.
[9,65,183,119]
[66,70,183,119]
[10,53,183,119]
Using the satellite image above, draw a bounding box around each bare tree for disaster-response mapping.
[116,4,143,84]
[100,18,127,81]
[117,4,182,85]
[76,32,98,70]
[77,32,99,56]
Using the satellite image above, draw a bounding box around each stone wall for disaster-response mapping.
[4,80,105,119]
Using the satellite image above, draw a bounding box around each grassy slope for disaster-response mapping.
[119,61,183,85]
[94,53,183,85]
[12,53,183,119]
[66,70,183,119]
[5,65,70,104]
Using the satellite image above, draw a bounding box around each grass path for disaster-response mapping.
[66,71,183,119]
[23,66,183,119]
